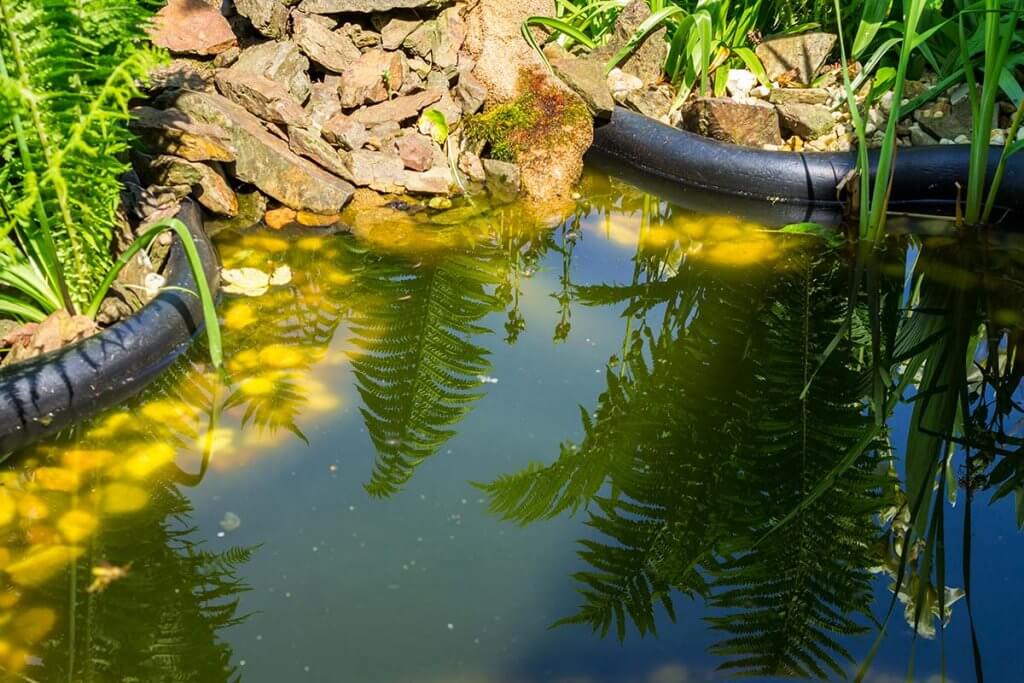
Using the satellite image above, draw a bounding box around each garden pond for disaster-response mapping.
[0,171,1022,682]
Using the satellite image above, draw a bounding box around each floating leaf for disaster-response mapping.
[221,267,271,297]
[269,265,292,286]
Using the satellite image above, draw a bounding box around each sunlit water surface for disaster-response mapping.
[0,171,1022,682]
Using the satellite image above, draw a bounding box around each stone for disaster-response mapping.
[265,206,298,229]
[366,120,401,150]
[548,50,615,119]
[232,41,312,103]
[148,0,237,56]
[454,68,486,115]
[432,91,462,127]
[682,97,783,147]
[609,0,666,85]
[213,47,241,69]
[293,12,362,73]
[205,189,267,236]
[297,0,450,12]
[726,69,758,99]
[463,0,548,103]
[768,87,831,105]
[380,15,422,50]
[297,211,342,227]
[173,90,354,213]
[306,80,343,130]
[130,107,236,162]
[408,6,464,69]
[346,150,406,192]
[607,68,643,100]
[909,123,938,147]
[322,114,370,150]
[339,49,408,108]
[403,166,451,194]
[190,162,238,216]
[148,59,217,92]
[289,126,352,178]
[235,0,289,39]
[755,32,837,85]
[458,151,485,183]
[776,102,834,139]
[397,133,435,171]
[138,154,204,187]
[350,89,443,124]
[915,98,977,142]
[215,70,310,126]
[482,158,520,203]
[623,86,672,120]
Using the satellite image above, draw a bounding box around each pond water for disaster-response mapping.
[0,171,1022,682]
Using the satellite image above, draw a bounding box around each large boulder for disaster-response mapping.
[755,32,837,85]
[463,0,548,104]
[172,90,354,213]
[148,0,237,56]
[682,97,783,147]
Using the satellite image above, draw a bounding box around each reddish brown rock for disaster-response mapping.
[396,132,435,171]
[265,206,298,230]
[682,97,783,147]
[338,49,408,108]
[350,89,443,125]
[148,0,238,56]
[322,114,370,150]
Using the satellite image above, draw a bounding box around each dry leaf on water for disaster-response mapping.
[221,265,292,297]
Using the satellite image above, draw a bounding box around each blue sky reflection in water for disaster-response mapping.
[2,171,1023,682]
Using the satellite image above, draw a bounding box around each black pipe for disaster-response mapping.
[0,201,219,454]
[587,107,1024,227]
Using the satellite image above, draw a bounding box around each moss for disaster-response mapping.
[463,69,591,164]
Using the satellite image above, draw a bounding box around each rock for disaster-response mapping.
[322,113,370,150]
[215,70,310,126]
[289,126,352,178]
[173,90,354,212]
[915,98,975,141]
[726,68,758,100]
[366,120,402,150]
[130,106,237,162]
[548,49,615,119]
[235,0,289,39]
[768,87,831,105]
[138,155,238,216]
[458,151,485,182]
[297,0,450,12]
[608,0,666,85]
[1,312,98,367]
[148,0,237,56]
[623,85,672,120]
[463,0,548,104]
[380,15,422,50]
[403,166,451,194]
[776,102,834,139]
[909,123,938,147]
[454,68,487,115]
[191,163,239,216]
[296,210,341,227]
[342,23,383,49]
[339,49,408,108]
[682,97,783,147]
[402,6,464,69]
[148,59,217,92]
[138,154,204,187]
[432,91,463,127]
[350,88,444,125]
[232,41,312,103]
[205,189,267,236]
[213,47,241,69]
[346,150,406,192]
[755,32,837,85]
[306,80,343,130]
[482,159,520,203]
[265,206,298,229]
[397,133,435,171]
[293,12,362,73]
[607,68,643,97]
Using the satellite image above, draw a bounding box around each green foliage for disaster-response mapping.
[0,0,162,314]
[348,248,504,498]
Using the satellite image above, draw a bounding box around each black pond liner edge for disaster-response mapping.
[587,107,1024,227]
[0,200,219,455]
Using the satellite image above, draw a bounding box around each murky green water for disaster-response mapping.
[1,171,1022,682]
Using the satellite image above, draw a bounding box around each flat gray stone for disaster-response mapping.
[346,150,406,192]
[482,158,520,203]
[289,127,352,178]
[379,15,422,50]
[549,50,614,119]
[776,102,834,138]
[322,113,370,150]
[215,70,310,126]
[173,90,354,212]
[294,12,361,73]
[403,166,450,194]
[768,87,831,105]
[235,0,289,39]
[350,88,443,125]
[297,0,450,13]
[682,97,783,147]
[756,32,837,85]
[232,41,312,103]
[130,106,237,162]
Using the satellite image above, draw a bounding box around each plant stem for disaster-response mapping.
[981,98,1024,223]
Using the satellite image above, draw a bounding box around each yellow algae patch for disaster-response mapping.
[62,449,114,473]
[241,235,290,253]
[141,399,198,426]
[33,467,80,493]
[121,443,176,480]
[16,495,48,522]
[57,510,98,543]
[6,545,84,586]
[195,428,235,455]
[699,236,781,267]
[297,236,325,251]
[239,374,278,397]
[5,648,28,675]
[228,348,261,374]
[13,607,55,643]
[224,302,259,330]
[87,412,132,439]
[0,490,16,527]
[259,344,307,370]
[0,591,18,608]
[327,271,354,286]
[101,483,149,515]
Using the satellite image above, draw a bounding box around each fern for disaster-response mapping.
[348,249,503,497]
[0,0,162,313]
